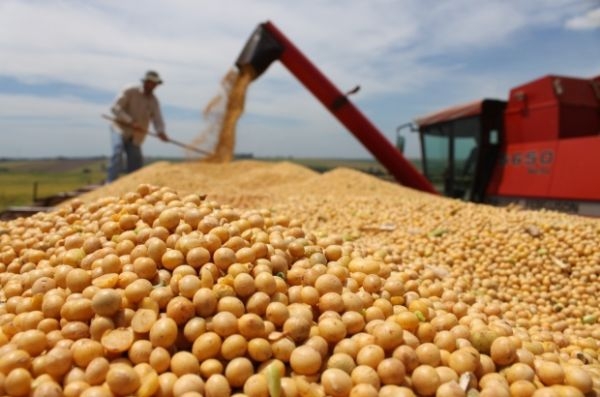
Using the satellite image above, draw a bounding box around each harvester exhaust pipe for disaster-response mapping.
[235,24,283,79]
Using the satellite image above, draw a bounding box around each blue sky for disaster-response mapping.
[0,1,599,159]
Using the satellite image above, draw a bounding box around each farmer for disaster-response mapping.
[106,70,169,182]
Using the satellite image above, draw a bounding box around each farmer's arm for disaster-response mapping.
[111,88,134,124]
[152,98,168,142]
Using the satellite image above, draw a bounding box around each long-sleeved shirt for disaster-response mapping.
[110,85,166,146]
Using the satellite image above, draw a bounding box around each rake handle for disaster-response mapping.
[101,114,212,156]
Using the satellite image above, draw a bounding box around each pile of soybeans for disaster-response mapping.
[0,160,598,397]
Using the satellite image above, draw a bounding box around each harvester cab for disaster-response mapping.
[413,99,506,202]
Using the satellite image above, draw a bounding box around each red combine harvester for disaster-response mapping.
[237,21,600,216]
[412,76,600,216]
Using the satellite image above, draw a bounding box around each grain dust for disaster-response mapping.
[189,65,255,162]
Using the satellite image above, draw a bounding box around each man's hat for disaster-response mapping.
[142,70,163,84]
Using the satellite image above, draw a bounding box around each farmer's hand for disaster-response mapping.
[157,131,169,142]
[131,122,144,131]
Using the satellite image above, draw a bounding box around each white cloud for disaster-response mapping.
[565,7,600,30]
[0,0,585,98]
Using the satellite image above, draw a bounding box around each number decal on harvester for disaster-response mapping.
[499,149,555,174]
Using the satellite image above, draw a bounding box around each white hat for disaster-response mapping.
[142,70,163,84]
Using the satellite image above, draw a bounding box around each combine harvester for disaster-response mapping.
[236,21,600,216]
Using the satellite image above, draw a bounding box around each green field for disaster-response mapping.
[0,158,107,212]
[0,156,421,213]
